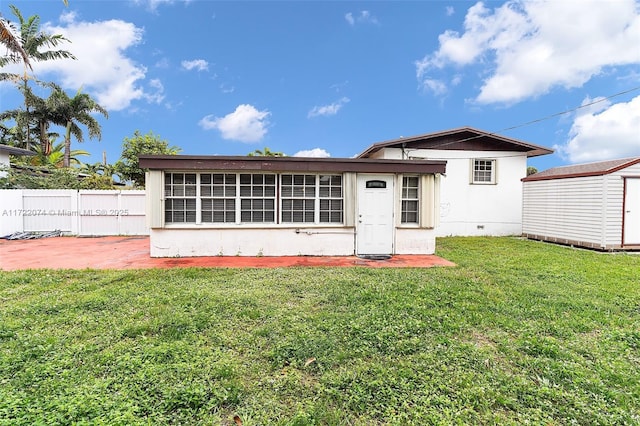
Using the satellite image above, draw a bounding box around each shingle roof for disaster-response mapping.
[522,157,640,182]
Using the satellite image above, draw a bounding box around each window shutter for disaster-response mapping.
[146,170,164,228]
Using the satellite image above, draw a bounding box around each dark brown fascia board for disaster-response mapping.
[522,158,640,182]
[356,126,554,158]
[0,144,35,156]
[138,155,447,174]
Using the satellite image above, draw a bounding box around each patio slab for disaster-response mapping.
[0,236,456,270]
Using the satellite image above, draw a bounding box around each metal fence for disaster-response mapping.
[0,189,148,237]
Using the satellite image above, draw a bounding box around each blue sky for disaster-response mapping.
[2,0,639,172]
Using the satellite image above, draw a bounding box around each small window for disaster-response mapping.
[472,159,496,184]
[401,176,419,224]
[366,180,386,189]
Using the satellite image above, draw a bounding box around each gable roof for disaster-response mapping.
[0,144,35,156]
[522,157,640,182]
[356,126,553,158]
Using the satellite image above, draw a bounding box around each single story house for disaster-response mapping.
[522,157,640,250]
[139,155,446,257]
[357,127,554,237]
[0,144,35,178]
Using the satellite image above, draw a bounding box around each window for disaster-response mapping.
[472,159,496,184]
[401,176,419,224]
[164,172,343,225]
[319,175,343,223]
[165,173,197,223]
[239,174,276,223]
[281,174,343,223]
[201,173,236,223]
[281,174,315,223]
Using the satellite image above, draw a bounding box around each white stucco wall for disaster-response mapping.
[394,228,437,254]
[150,226,438,257]
[370,148,527,236]
[0,152,9,178]
[150,227,357,257]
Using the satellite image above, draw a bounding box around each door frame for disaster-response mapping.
[356,174,395,255]
[622,177,640,246]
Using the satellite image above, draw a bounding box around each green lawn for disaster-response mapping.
[1,237,638,425]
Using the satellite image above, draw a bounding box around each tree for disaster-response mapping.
[25,139,89,167]
[527,166,538,176]
[0,5,76,148]
[116,130,180,188]
[247,147,286,157]
[48,87,108,167]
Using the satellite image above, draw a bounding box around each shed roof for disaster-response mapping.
[356,126,554,158]
[139,155,447,175]
[0,144,35,156]
[522,157,640,182]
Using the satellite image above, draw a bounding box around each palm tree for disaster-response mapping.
[247,147,286,157]
[1,83,65,152]
[0,5,76,148]
[0,14,31,71]
[1,2,69,71]
[48,87,108,167]
[28,140,89,168]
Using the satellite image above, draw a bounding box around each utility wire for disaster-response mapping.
[417,85,640,151]
[499,85,640,133]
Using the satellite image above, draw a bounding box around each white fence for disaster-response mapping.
[0,189,148,236]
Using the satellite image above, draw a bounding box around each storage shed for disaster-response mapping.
[522,157,640,250]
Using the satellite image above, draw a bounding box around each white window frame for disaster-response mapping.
[164,172,197,223]
[163,172,343,226]
[400,175,419,224]
[471,159,497,184]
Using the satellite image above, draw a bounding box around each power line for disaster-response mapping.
[499,85,640,133]
[418,86,640,151]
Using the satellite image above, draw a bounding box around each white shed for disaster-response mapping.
[522,157,640,250]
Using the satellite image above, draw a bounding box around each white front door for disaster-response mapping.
[356,174,394,255]
[623,178,640,245]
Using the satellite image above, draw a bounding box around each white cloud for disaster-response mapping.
[144,79,165,104]
[36,15,147,111]
[420,79,448,96]
[181,59,209,72]
[293,148,331,158]
[199,104,270,143]
[555,95,640,163]
[308,97,350,118]
[345,10,378,26]
[416,0,640,104]
[132,0,181,12]
[446,6,455,17]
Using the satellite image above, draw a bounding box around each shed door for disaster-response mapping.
[623,178,640,245]
[356,175,394,255]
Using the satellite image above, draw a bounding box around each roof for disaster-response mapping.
[356,126,554,158]
[522,157,640,182]
[0,144,35,156]
[139,155,447,175]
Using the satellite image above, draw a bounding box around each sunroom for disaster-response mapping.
[139,155,446,257]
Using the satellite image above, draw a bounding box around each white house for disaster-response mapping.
[357,127,554,237]
[139,155,446,257]
[0,144,35,178]
[522,157,640,250]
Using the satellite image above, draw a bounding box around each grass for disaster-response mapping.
[0,236,639,425]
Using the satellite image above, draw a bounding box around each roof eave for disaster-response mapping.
[138,155,447,175]
[357,126,553,158]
